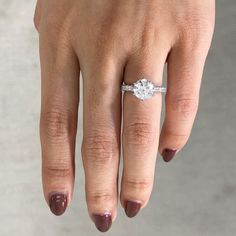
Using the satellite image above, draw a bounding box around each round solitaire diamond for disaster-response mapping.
[133,79,155,100]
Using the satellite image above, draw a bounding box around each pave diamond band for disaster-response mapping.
[121,78,166,100]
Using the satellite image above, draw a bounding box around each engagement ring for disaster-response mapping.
[121,78,166,100]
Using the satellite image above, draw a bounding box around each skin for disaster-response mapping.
[34,0,215,232]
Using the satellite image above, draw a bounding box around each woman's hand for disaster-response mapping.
[34,0,215,232]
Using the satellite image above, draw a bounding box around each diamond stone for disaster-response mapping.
[133,79,155,100]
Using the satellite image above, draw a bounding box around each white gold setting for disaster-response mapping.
[121,78,166,100]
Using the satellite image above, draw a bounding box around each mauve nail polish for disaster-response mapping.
[162,148,177,162]
[125,200,141,218]
[92,213,112,232]
[49,192,68,216]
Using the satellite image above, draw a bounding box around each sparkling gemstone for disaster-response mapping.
[133,79,155,100]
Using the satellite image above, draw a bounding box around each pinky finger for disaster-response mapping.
[159,37,212,162]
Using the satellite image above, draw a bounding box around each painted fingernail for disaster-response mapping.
[125,200,142,218]
[162,149,177,162]
[49,192,68,216]
[92,212,112,232]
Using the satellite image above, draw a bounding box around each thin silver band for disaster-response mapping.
[121,84,167,93]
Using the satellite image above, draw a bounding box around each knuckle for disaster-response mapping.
[124,122,157,147]
[177,10,214,51]
[180,31,210,53]
[40,10,70,44]
[43,162,72,178]
[124,177,152,191]
[41,106,75,142]
[86,70,116,96]
[33,1,41,32]
[43,16,63,39]
[163,129,190,149]
[87,192,113,205]
[33,3,68,39]
[169,96,198,119]
[82,134,118,165]
[91,19,117,49]
[42,21,66,44]
[82,19,127,64]
[33,14,40,32]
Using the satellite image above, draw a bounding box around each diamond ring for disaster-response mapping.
[121,78,166,100]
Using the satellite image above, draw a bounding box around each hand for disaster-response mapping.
[34,0,215,232]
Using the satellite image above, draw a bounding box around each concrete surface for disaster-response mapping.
[0,1,236,236]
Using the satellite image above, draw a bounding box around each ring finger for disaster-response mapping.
[121,42,170,217]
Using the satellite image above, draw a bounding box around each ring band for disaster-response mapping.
[121,78,166,100]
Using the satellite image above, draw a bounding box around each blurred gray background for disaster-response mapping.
[0,0,236,236]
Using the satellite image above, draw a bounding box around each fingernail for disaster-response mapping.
[125,200,142,218]
[92,212,112,232]
[49,192,68,216]
[162,148,177,162]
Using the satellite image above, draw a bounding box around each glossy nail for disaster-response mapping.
[49,192,68,216]
[92,212,112,232]
[125,200,142,218]
[162,148,177,162]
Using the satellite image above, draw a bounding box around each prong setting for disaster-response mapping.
[121,78,166,100]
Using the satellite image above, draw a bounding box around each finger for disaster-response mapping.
[81,59,123,232]
[39,27,80,215]
[121,45,168,217]
[159,39,212,162]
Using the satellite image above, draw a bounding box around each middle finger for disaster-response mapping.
[81,58,124,232]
